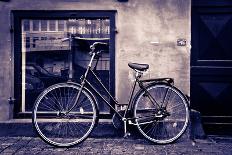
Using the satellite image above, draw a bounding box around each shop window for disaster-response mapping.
[13,11,116,117]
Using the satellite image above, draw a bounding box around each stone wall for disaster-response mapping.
[0,0,191,120]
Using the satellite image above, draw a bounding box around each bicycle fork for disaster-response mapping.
[65,53,96,115]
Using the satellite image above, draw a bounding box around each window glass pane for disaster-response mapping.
[41,20,47,31]
[58,20,65,31]
[32,37,39,48]
[26,37,30,48]
[49,20,56,31]
[102,19,110,38]
[32,20,40,31]
[21,18,111,113]
[41,37,47,40]
[23,20,30,31]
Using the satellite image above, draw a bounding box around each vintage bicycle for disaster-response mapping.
[32,36,189,147]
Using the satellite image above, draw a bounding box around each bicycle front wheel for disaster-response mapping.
[134,83,189,144]
[32,83,98,147]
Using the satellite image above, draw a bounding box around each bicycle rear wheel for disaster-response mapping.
[32,83,98,147]
[134,83,189,144]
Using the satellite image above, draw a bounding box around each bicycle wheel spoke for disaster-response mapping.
[73,96,90,109]
[152,122,160,139]
[51,89,64,111]
[145,122,158,135]
[168,102,184,110]
[67,87,76,110]
[70,114,94,119]
[33,83,97,147]
[57,122,63,138]
[38,101,57,111]
[64,87,67,111]
[134,84,189,144]
[140,122,152,131]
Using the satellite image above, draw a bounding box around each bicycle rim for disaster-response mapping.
[134,84,189,144]
[32,83,97,147]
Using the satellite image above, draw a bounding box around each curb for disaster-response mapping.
[0,120,124,138]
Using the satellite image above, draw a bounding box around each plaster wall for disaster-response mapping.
[0,0,191,120]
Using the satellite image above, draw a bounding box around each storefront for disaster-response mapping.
[0,0,190,124]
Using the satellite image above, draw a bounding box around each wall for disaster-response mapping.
[0,0,191,120]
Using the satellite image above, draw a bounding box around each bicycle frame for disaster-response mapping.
[67,52,174,121]
[33,39,189,147]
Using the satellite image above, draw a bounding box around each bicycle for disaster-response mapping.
[32,36,189,147]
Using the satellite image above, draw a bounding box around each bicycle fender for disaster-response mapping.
[140,78,174,86]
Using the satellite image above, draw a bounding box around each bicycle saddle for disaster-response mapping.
[128,63,149,71]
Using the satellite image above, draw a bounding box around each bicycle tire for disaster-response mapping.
[32,83,98,147]
[133,83,189,144]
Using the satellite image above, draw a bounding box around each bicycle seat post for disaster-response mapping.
[135,70,143,79]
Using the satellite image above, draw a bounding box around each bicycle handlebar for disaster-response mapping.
[89,42,108,57]
[90,42,108,51]
[60,36,108,58]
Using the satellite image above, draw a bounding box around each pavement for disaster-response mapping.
[0,120,232,155]
[0,135,232,155]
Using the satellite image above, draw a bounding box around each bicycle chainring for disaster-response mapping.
[112,110,124,130]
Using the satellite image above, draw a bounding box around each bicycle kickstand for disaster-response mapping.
[123,118,131,138]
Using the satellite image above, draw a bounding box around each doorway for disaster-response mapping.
[191,0,232,134]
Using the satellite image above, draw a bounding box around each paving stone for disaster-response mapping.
[134,144,145,150]
[0,136,231,154]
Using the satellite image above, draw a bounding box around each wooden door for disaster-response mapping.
[191,0,232,134]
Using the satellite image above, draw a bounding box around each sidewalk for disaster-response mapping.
[0,121,232,155]
[0,135,232,154]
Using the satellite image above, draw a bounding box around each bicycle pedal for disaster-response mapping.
[123,132,131,138]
